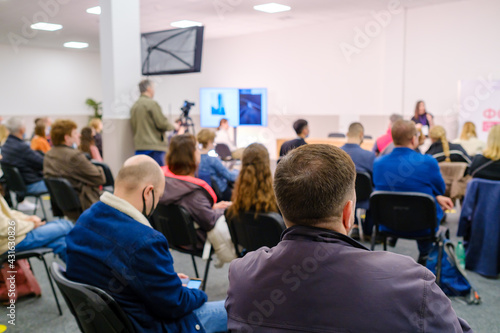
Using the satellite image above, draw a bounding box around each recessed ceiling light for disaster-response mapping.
[30,22,63,31]
[254,3,291,14]
[170,20,203,28]
[86,6,101,15]
[64,42,89,49]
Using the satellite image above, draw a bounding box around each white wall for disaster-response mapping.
[403,0,500,138]
[0,44,101,117]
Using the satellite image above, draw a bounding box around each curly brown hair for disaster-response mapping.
[227,143,278,218]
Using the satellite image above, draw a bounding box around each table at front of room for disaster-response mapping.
[276,138,375,159]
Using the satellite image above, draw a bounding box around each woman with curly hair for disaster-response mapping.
[227,143,278,218]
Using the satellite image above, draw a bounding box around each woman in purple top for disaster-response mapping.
[411,100,434,135]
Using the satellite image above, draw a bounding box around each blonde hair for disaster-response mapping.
[197,129,216,149]
[89,118,102,132]
[429,126,450,162]
[0,125,9,145]
[484,125,500,160]
[460,122,477,140]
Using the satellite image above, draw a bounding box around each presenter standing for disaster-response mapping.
[130,79,175,166]
[411,100,434,136]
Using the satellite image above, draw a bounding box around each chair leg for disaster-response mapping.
[201,257,211,291]
[191,255,199,278]
[39,196,48,221]
[40,256,62,315]
[383,237,387,251]
[33,197,38,216]
[370,227,376,251]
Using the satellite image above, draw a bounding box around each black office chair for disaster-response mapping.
[92,161,114,192]
[354,172,373,238]
[363,135,373,139]
[328,133,346,138]
[0,248,62,315]
[44,177,82,222]
[225,211,285,257]
[0,163,48,220]
[215,143,233,161]
[369,191,437,251]
[50,262,136,333]
[210,177,223,203]
[150,204,213,291]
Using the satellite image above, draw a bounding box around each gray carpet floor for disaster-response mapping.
[0,198,498,332]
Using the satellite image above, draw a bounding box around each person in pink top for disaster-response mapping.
[372,114,403,156]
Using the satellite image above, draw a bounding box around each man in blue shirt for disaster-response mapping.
[66,155,227,333]
[373,120,454,264]
[341,122,375,240]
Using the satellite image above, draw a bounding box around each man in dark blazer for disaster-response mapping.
[226,144,471,333]
[279,119,309,158]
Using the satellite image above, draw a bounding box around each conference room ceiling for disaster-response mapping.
[0,0,462,52]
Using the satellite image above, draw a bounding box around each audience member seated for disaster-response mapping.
[0,124,8,152]
[426,125,471,163]
[1,194,72,262]
[43,120,106,210]
[66,155,227,333]
[30,120,51,153]
[225,144,471,332]
[469,124,500,180]
[160,134,236,266]
[373,120,454,264]
[2,117,48,195]
[453,122,486,156]
[372,113,402,155]
[89,118,103,157]
[341,122,376,240]
[411,100,434,135]
[214,118,244,160]
[226,143,278,219]
[79,126,103,162]
[279,119,309,158]
[197,129,238,201]
[341,122,375,175]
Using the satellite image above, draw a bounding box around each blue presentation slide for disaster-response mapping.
[200,87,267,127]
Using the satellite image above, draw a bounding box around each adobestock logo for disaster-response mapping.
[339,0,403,64]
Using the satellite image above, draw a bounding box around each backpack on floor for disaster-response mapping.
[426,230,481,305]
[0,259,41,303]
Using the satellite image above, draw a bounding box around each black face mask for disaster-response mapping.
[142,187,156,219]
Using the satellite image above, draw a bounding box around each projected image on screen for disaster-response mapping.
[239,90,262,125]
[211,93,226,115]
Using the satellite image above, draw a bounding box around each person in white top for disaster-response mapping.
[214,118,245,160]
[453,122,486,157]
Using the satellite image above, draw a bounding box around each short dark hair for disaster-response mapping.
[274,144,356,226]
[392,120,416,146]
[293,119,308,135]
[139,79,151,94]
[167,134,197,176]
[347,122,364,137]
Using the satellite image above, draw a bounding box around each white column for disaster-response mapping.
[99,0,141,175]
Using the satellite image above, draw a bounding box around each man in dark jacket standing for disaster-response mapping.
[225,144,472,332]
[130,79,175,166]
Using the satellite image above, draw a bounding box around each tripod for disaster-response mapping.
[179,114,195,135]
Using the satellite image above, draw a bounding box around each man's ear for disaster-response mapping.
[342,200,354,234]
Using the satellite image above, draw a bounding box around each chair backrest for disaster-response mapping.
[355,172,373,202]
[225,211,285,256]
[363,135,373,139]
[0,163,26,194]
[92,161,114,188]
[370,191,437,234]
[328,133,346,138]
[150,204,199,252]
[210,177,223,203]
[44,177,82,213]
[50,262,135,333]
[215,143,232,160]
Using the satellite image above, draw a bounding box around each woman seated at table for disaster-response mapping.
[469,125,500,181]
[425,125,471,163]
[226,143,278,219]
[159,134,236,266]
[197,129,238,201]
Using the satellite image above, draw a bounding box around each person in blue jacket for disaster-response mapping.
[373,120,454,264]
[65,155,227,333]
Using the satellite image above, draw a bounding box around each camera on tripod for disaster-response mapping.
[181,101,195,117]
